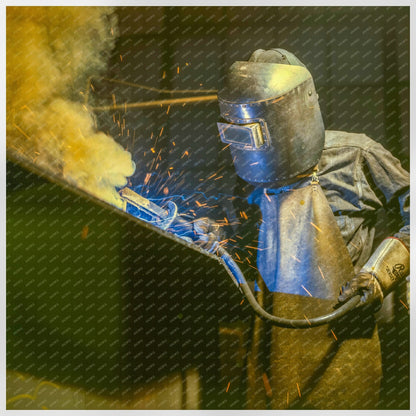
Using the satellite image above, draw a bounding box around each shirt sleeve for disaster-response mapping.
[363,140,410,249]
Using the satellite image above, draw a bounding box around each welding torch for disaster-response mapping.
[119,187,360,329]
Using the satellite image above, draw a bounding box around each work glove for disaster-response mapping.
[337,237,409,312]
[192,217,224,253]
[338,272,384,311]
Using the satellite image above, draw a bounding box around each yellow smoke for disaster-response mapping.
[6,6,135,208]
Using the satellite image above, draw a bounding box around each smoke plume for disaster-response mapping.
[6,6,135,208]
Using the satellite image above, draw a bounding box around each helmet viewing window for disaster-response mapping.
[217,121,266,149]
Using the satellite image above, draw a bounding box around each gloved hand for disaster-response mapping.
[338,272,384,310]
[192,217,224,253]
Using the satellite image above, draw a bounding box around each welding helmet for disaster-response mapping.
[217,48,325,187]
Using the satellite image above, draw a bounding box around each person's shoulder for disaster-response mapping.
[324,130,378,151]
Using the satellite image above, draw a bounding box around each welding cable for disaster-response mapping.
[216,246,361,329]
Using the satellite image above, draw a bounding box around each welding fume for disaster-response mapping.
[6,7,135,209]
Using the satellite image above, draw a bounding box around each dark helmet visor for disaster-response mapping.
[217,121,268,150]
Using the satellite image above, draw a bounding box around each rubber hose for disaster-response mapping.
[217,246,361,328]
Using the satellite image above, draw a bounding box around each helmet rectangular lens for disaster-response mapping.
[217,122,264,149]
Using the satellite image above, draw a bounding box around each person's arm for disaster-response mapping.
[338,140,410,307]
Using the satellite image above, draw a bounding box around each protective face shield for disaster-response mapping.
[217,52,325,187]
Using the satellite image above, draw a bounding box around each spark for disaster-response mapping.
[218,239,228,247]
[291,255,301,263]
[120,54,123,62]
[301,285,312,297]
[264,190,272,203]
[262,373,273,397]
[290,209,296,220]
[181,150,189,158]
[81,225,89,240]
[12,123,32,141]
[221,143,231,151]
[112,94,116,108]
[249,162,259,166]
[303,315,312,326]
[245,245,261,251]
[166,105,171,114]
[296,382,301,397]
[271,96,285,104]
[350,241,359,249]
[310,222,322,232]
[214,176,223,180]
[159,126,164,137]
[240,211,248,220]
[150,148,156,153]
[240,299,245,305]
[144,173,152,185]
[399,299,409,310]
[330,329,338,341]
[318,265,325,280]
[177,66,180,74]
[226,382,230,393]
[20,104,35,116]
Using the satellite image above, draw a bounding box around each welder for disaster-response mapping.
[217,48,410,409]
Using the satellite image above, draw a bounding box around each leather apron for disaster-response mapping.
[246,176,382,409]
